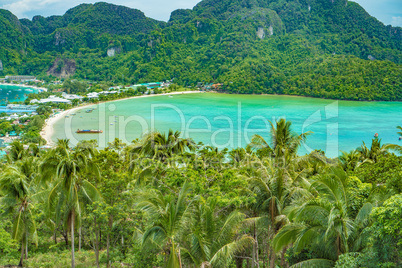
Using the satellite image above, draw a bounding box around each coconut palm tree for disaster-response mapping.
[183,198,254,267]
[245,152,312,268]
[273,168,373,267]
[131,130,197,162]
[358,138,390,163]
[248,119,311,158]
[0,164,38,267]
[385,126,402,154]
[41,139,101,268]
[7,140,26,163]
[137,182,193,268]
[339,150,361,171]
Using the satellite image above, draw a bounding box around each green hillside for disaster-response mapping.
[0,0,401,100]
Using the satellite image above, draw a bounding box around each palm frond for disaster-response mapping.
[290,259,335,268]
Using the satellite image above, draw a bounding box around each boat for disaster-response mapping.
[399,136,402,141]
[85,109,93,113]
[374,133,379,138]
[76,129,103,134]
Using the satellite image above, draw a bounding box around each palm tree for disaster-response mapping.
[358,138,390,163]
[248,119,311,158]
[339,150,361,171]
[245,153,312,268]
[0,164,38,267]
[273,168,373,266]
[131,130,197,162]
[107,138,126,156]
[7,140,26,163]
[385,126,402,154]
[41,139,101,268]
[137,182,193,267]
[183,198,254,267]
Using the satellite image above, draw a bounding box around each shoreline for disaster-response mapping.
[0,82,48,92]
[40,90,203,146]
[215,91,402,103]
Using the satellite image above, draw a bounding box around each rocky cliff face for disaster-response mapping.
[107,47,122,57]
[47,58,76,78]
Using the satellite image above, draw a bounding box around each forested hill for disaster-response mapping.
[1,0,402,100]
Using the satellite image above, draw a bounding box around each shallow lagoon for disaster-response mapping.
[52,93,402,158]
[0,84,38,104]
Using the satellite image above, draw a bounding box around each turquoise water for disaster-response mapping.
[0,84,38,104]
[52,93,402,158]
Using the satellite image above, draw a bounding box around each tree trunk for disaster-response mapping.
[25,230,28,259]
[280,248,287,268]
[336,235,341,257]
[63,230,69,246]
[266,239,270,268]
[18,241,25,267]
[252,223,259,268]
[269,246,275,268]
[54,229,57,244]
[107,216,113,268]
[178,247,182,268]
[94,216,100,268]
[71,211,75,268]
[79,226,82,251]
[235,257,243,268]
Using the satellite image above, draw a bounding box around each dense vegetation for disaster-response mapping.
[1,120,401,267]
[0,0,401,100]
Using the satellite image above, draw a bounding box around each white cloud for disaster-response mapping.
[1,0,201,21]
[1,0,400,24]
[391,16,402,27]
[2,0,62,18]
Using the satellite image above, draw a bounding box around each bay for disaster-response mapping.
[52,93,402,158]
[0,84,38,104]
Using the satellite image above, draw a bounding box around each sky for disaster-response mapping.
[0,0,401,27]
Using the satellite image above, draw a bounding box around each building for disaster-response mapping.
[39,95,71,104]
[87,92,99,99]
[0,104,38,113]
[131,82,162,90]
[5,75,36,82]
[62,92,84,101]
[99,91,118,95]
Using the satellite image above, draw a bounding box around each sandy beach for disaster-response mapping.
[40,90,203,146]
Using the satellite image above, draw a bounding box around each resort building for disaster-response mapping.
[99,91,118,95]
[0,104,38,113]
[38,95,71,104]
[87,92,99,99]
[5,75,36,82]
[130,82,162,90]
[62,92,84,101]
